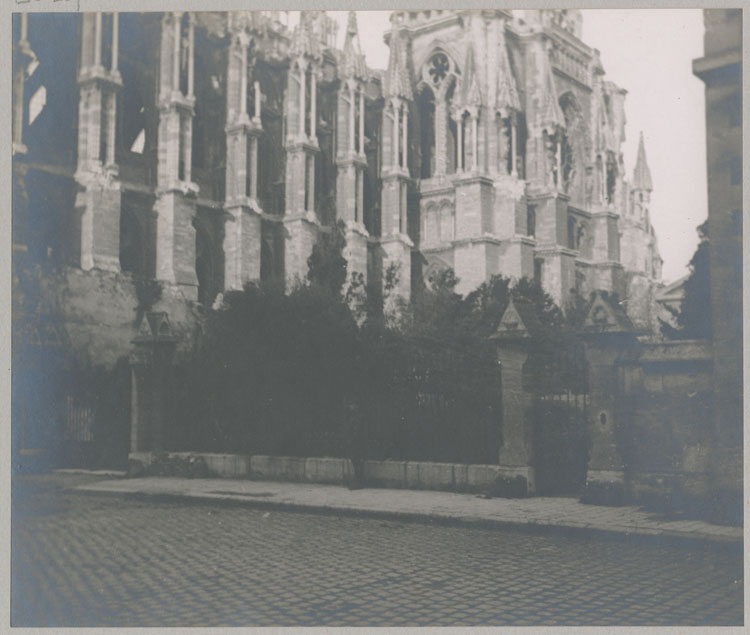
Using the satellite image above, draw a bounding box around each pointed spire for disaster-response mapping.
[290,10,321,60]
[384,27,412,100]
[632,132,653,191]
[346,10,357,38]
[495,37,520,115]
[458,44,483,109]
[539,48,564,130]
[341,11,367,79]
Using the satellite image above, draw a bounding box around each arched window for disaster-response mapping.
[576,223,587,253]
[567,217,576,250]
[439,202,454,241]
[418,87,435,179]
[527,204,536,237]
[445,81,457,174]
[418,50,459,179]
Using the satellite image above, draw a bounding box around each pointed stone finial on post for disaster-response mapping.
[490,296,536,496]
[129,311,179,461]
[579,290,640,505]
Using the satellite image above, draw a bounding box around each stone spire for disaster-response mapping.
[458,43,482,109]
[632,132,653,191]
[384,27,412,100]
[539,48,564,131]
[495,38,520,116]
[341,11,367,79]
[290,11,321,60]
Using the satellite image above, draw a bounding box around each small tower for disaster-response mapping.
[223,13,264,291]
[283,11,324,285]
[336,11,369,283]
[631,131,653,226]
[379,23,414,306]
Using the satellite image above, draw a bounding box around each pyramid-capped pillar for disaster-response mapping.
[129,311,179,454]
[579,290,640,504]
[490,296,536,496]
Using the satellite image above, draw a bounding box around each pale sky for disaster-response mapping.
[303,9,707,283]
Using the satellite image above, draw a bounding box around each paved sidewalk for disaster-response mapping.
[75,476,742,544]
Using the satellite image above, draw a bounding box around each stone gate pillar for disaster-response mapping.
[129,312,178,457]
[491,297,535,496]
[579,290,639,504]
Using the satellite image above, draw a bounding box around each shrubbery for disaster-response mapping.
[171,221,584,465]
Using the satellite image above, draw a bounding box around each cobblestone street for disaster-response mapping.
[12,474,743,627]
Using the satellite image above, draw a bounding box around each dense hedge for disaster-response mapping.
[171,284,502,463]
[169,222,586,464]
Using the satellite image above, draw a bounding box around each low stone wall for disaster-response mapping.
[129,451,506,494]
[584,336,720,510]
[624,339,715,506]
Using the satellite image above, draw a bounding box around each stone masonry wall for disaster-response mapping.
[59,268,203,369]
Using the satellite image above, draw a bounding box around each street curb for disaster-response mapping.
[73,485,743,552]
[54,469,127,478]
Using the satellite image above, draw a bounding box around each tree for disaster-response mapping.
[660,221,711,340]
[307,219,348,299]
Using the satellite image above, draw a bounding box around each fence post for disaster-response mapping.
[491,297,535,496]
[128,312,178,457]
[578,290,639,505]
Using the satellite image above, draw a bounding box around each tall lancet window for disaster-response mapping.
[418,87,435,178]
[418,50,459,179]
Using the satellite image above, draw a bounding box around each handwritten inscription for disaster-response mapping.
[15,0,75,4]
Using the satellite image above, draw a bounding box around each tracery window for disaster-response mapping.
[428,53,450,86]
[418,50,459,178]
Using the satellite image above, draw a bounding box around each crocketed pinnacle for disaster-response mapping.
[458,44,483,109]
[632,132,653,191]
[341,11,367,80]
[290,11,321,60]
[495,35,520,115]
[384,27,412,100]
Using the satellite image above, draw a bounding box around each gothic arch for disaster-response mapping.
[438,200,455,241]
[417,84,437,179]
[415,48,461,178]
